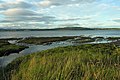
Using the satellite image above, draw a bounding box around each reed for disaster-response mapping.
[1,44,120,80]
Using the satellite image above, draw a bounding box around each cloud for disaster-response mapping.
[0,7,56,23]
[1,7,91,23]
[1,16,56,23]
[0,1,32,10]
[37,0,96,7]
[55,17,91,22]
[1,11,56,24]
[59,23,80,27]
[2,8,38,16]
[0,0,120,29]
[38,0,52,7]
[113,18,120,23]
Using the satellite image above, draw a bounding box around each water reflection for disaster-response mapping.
[0,30,120,38]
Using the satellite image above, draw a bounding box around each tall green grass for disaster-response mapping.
[1,44,120,80]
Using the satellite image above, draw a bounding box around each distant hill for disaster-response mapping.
[0,27,120,31]
[94,28,120,30]
[0,27,92,31]
[53,27,94,30]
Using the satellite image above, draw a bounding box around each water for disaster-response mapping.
[0,41,73,67]
[0,30,120,67]
[0,30,120,38]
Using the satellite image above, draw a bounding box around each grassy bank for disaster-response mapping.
[18,36,78,45]
[107,37,120,41]
[0,40,28,57]
[0,40,10,47]
[0,38,22,41]
[1,43,120,80]
[18,36,96,45]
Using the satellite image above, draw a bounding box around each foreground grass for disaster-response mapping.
[1,44,120,80]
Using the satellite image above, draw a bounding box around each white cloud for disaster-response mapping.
[38,0,52,7]
[36,0,96,7]
[2,8,38,16]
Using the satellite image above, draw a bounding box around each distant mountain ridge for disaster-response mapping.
[53,27,94,30]
[0,27,120,31]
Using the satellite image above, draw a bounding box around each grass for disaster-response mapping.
[0,40,10,47]
[0,43,119,80]
[18,36,97,45]
[18,36,79,45]
[0,40,28,57]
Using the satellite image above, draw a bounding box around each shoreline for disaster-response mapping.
[0,40,28,57]
[0,36,120,57]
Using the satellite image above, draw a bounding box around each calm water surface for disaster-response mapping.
[0,30,120,38]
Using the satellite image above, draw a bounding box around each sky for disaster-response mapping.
[0,0,120,29]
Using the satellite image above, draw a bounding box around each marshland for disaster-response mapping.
[0,0,120,79]
[0,30,120,80]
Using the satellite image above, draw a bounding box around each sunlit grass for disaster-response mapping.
[1,44,120,80]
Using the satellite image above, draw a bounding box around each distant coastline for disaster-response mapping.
[0,27,120,31]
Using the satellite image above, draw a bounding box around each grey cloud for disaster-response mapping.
[60,23,80,26]
[2,8,39,16]
[54,17,91,22]
[0,6,56,24]
[113,18,120,23]
[1,7,91,23]
[37,0,96,7]
[1,12,91,24]
[0,0,92,26]
[0,1,33,10]
[0,16,56,23]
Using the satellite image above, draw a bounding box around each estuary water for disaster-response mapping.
[0,30,120,38]
[0,30,120,67]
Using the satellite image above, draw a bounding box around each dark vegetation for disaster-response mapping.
[107,37,120,41]
[18,36,107,45]
[0,40,28,57]
[0,43,119,80]
[107,37,120,46]
[112,40,120,46]
[18,36,78,45]
[0,27,93,31]
[0,38,21,41]
[18,36,103,45]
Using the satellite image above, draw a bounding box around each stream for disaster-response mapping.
[0,38,114,67]
[0,40,74,67]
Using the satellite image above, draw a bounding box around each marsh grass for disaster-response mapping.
[18,36,77,45]
[0,40,28,57]
[1,44,120,80]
